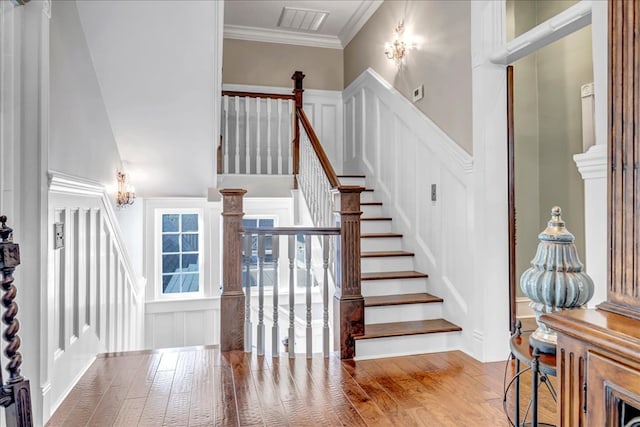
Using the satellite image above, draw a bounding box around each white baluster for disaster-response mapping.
[243,234,252,352]
[277,100,283,175]
[224,95,229,173]
[257,234,265,356]
[305,234,312,358]
[322,235,330,357]
[256,98,262,174]
[234,96,240,174]
[267,99,272,175]
[288,100,293,175]
[272,235,280,356]
[245,98,251,173]
[288,234,295,358]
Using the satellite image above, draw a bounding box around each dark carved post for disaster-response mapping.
[0,216,33,427]
[333,187,364,359]
[219,189,247,352]
[291,71,305,189]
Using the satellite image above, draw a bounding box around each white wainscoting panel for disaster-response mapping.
[343,68,473,354]
[145,298,220,349]
[45,172,145,420]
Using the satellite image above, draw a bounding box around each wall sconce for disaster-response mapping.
[116,171,136,208]
[384,21,415,66]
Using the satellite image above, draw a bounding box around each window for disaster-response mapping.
[161,213,200,294]
[242,218,275,287]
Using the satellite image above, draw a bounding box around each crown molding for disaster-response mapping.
[224,24,342,49]
[338,0,383,47]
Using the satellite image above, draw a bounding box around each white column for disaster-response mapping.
[470,0,510,362]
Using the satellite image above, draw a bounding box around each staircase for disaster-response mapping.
[338,175,462,359]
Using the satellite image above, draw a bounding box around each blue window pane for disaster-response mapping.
[162,214,179,232]
[181,273,199,292]
[163,274,181,293]
[259,219,274,228]
[162,254,179,274]
[182,214,198,232]
[182,234,198,252]
[182,254,198,271]
[162,234,179,252]
[243,219,257,228]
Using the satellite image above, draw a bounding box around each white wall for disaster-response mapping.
[49,0,122,187]
[75,0,223,198]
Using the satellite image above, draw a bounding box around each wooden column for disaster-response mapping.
[598,0,640,320]
[219,189,247,351]
[333,186,364,359]
[291,71,305,189]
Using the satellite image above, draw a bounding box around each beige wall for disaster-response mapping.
[510,0,590,290]
[344,0,472,153]
[222,39,343,90]
[510,1,542,290]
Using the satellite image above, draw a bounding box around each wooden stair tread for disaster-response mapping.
[337,174,366,178]
[361,202,383,206]
[364,293,443,307]
[361,251,414,258]
[361,271,429,280]
[361,232,403,239]
[355,319,461,340]
[361,217,392,221]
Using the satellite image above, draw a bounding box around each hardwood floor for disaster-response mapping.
[47,347,556,426]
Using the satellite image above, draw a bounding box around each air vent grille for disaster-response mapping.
[277,6,329,32]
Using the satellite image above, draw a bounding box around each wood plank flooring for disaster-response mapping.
[47,347,556,426]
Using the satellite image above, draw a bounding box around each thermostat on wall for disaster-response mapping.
[413,85,424,102]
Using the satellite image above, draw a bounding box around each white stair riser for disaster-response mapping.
[360,237,403,252]
[361,220,392,234]
[360,191,376,203]
[361,256,414,273]
[339,177,366,186]
[361,204,383,217]
[362,277,428,297]
[365,303,443,324]
[355,331,460,360]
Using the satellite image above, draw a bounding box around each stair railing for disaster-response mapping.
[220,90,295,176]
[241,227,339,358]
[219,71,365,359]
[292,72,365,359]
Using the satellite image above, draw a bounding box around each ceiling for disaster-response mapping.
[224,0,383,49]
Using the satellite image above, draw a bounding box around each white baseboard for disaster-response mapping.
[516,297,535,318]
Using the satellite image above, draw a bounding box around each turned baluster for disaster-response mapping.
[0,215,33,426]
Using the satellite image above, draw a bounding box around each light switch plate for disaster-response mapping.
[413,85,424,102]
[54,222,64,249]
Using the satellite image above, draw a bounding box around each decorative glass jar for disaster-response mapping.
[520,206,594,354]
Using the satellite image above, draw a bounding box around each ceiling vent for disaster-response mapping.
[277,6,329,32]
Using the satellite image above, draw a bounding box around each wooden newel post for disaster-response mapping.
[219,189,247,352]
[333,186,364,359]
[0,216,33,427]
[291,71,305,189]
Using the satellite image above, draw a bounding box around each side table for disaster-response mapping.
[506,324,557,426]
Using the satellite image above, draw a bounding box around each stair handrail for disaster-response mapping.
[296,108,341,189]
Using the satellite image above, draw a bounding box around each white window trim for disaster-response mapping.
[155,207,205,300]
